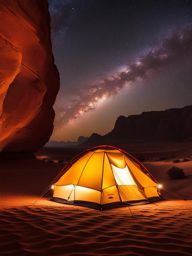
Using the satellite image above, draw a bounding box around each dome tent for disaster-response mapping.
[52,145,161,209]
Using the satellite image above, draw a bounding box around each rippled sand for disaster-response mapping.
[0,156,192,255]
[0,200,192,256]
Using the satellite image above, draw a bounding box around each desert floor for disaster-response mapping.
[0,145,192,255]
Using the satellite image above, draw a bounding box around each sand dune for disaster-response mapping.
[0,200,192,256]
[0,154,192,255]
[145,160,192,200]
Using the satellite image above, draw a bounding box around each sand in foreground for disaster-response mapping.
[0,154,192,255]
[0,200,192,256]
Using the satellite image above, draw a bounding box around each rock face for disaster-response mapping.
[86,105,192,145]
[0,0,59,152]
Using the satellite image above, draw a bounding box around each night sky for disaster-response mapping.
[49,0,192,141]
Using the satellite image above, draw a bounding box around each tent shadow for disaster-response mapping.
[50,196,163,211]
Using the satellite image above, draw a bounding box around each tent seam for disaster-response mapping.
[100,152,105,206]
[75,151,96,200]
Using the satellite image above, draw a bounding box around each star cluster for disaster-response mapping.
[49,0,192,141]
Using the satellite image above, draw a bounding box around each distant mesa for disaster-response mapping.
[0,1,59,152]
[47,136,88,148]
[84,105,192,146]
[77,136,88,144]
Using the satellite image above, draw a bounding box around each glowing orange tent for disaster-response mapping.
[52,146,161,208]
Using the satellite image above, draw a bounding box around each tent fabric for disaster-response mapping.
[52,146,160,207]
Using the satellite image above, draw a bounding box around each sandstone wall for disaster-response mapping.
[0,0,59,152]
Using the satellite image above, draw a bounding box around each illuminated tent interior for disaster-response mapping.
[52,146,161,208]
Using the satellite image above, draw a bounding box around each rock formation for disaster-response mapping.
[85,105,192,145]
[0,0,59,152]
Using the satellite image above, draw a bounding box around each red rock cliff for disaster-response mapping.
[0,0,59,152]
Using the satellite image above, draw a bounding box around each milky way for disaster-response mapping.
[55,26,192,125]
[49,0,192,141]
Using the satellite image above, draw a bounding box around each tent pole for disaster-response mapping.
[99,153,106,210]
